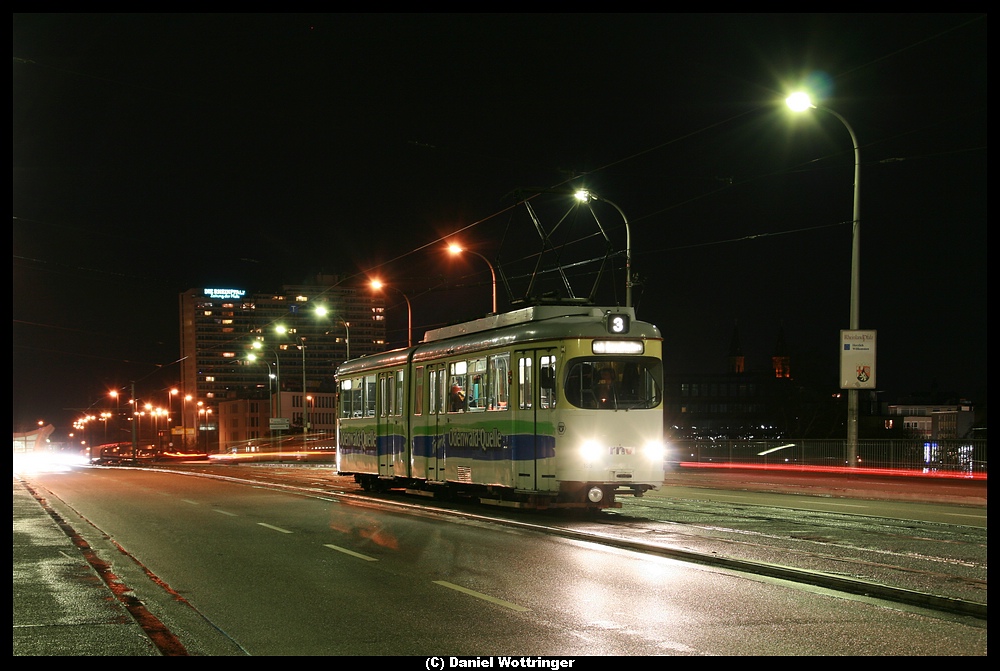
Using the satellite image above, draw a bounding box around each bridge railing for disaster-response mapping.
[668,438,987,476]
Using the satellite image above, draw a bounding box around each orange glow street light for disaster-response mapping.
[448,243,497,314]
[371,279,413,347]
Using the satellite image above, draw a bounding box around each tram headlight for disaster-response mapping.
[580,440,601,462]
[643,441,666,462]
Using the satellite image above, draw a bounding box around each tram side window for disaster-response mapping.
[394,369,404,417]
[350,378,363,417]
[341,377,364,418]
[487,353,510,411]
[429,367,446,414]
[364,375,377,417]
[448,361,468,412]
[414,366,423,416]
[466,357,487,410]
[429,368,438,414]
[379,376,389,417]
[539,354,557,409]
[339,379,352,418]
[518,357,532,409]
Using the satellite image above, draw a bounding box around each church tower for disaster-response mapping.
[728,320,745,374]
[772,322,792,379]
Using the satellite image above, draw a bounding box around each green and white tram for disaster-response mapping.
[336,304,665,509]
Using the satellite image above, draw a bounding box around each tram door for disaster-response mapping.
[377,370,406,478]
[513,349,558,492]
[427,366,447,482]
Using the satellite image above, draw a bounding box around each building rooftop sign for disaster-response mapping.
[203,288,246,300]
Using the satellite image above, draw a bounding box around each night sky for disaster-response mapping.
[13,14,987,437]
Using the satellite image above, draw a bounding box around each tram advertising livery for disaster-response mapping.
[336,304,664,509]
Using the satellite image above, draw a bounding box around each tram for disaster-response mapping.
[335,303,665,509]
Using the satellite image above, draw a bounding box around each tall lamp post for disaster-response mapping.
[447,243,497,314]
[198,405,213,451]
[109,390,120,441]
[100,412,111,442]
[128,383,138,461]
[573,189,633,308]
[144,403,154,445]
[786,91,862,467]
[371,280,413,347]
[275,323,310,437]
[338,317,350,361]
[182,394,192,450]
[299,337,308,436]
[168,388,179,449]
[315,305,351,362]
[250,341,282,422]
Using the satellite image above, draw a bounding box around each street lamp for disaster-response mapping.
[250,341,282,421]
[447,242,497,314]
[168,388,179,449]
[371,279,413,348]
[128,382,139,460]
[156,407,168,451]
[196,400,203,448]
[100,412,111,442]
[786,91,862,466]
[109,390,121,440]
[315,304,351,362]
[182,394,192,450]
[276,324,310,436]
[198,405,213,451]
[573,189,633,308]
[338,318,350,361]
[144,403,154,444]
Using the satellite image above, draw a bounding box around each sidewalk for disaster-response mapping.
[12,477,161,656]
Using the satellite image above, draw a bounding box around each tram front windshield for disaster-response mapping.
[564,357,662,410]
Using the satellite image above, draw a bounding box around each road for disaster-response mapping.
[14,459,986,656]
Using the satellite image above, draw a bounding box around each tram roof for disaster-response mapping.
[336,304,660,378]
[423,304,630,342]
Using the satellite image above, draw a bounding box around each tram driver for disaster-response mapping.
[595,367,618,409]
[450,383,466,412]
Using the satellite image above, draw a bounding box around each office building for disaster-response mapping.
[178,275,386,448]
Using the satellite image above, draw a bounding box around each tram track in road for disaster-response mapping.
[146,463,987,621]
[612,493,987,574]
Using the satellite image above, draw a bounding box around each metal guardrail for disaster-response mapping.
[669,438,987,475]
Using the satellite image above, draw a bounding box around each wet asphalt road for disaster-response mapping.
[13,464,986,655]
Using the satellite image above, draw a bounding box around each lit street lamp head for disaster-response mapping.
[370,279,413,347]
[785,91,815,112]
[447,242,497,314]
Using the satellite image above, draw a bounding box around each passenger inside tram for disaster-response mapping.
[450,382,466,412]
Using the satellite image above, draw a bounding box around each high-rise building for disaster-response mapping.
[178,275,386,448]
